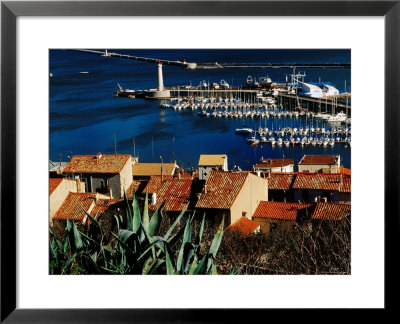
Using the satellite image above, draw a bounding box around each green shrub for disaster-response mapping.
[49,191,224,275]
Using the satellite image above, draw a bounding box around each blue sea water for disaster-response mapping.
[49,49,351,170]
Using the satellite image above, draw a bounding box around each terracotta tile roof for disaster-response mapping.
[253,201,313,220]
[339,175,351,193]
[53,193,96,221]
[195,171,249,210]
[53,192,116,221]
[126,180,142,198]
[63,153,131,174]
[49,178,63,195]
[142,175,174,194]
[268,172,297,190]
[293,173,341,191]
[198,154,227,166]
[132,163,176,176]
[293,173,351,192]
[227,217,260,236]
[91,199,123,218]
[298,155,339,165]
[312,202,351,220]
[256,158,294,169]
[149,178,193,212]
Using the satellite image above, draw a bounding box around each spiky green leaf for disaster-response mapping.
[209,216,224,258]
[163,205,187,240]
[176,218,192,272]
[148,201,165,236]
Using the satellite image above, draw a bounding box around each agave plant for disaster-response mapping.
[49,191,224,275]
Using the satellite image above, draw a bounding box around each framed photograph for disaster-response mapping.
[1,0,398,322]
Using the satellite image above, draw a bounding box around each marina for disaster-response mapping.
[50,49,351,170]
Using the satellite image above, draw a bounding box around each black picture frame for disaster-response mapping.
[1,0,398,322]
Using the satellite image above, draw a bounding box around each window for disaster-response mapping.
[270,222,277,232]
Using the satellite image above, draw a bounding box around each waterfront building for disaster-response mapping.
[132,162,178,180]
[253,201,314,234]
[198,154,228,181]
[292,172,351,203]
[254,157,294,173]
[298,155,341,173]
[49,177,85,225]
[62,153,133,199]
[267,172,297,202]
[195,170,268,226]
[52,192,121,227]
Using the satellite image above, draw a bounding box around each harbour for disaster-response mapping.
[50,49,351,170]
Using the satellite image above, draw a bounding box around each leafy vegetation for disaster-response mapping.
[49,191,224,275]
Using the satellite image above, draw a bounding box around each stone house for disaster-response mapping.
[198,154,228,181]
[292,172,351,203]
[254,158,294,173]
[253,201,314,234]
[62,153,132,199]
[297,155,341,173]
[49,177,85,225]
[195,171,268,227]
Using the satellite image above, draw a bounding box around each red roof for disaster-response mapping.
[195,171,249,210]
[49,178,63,195]
[312,202,351,220]
[293,173,341,191]
[293,173,351,192]
[340,175,351,193]
[53,192,117,221]
[63,153,131,174]
[298,155,339,165]
[268,172,297,190]
[90,199,122,218]
[227,217,260,236]
[253,201,313,220]
[149,178,193,212]
[53,193,97,221]
[256,158,294,169]
[142,175,174,194]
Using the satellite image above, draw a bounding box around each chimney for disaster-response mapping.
[94,193,98,205]
[161,166,163,182]
[203,184,207,194]
[76,178,81,192]
[96,152,102,164]
[108,186,113,199]
[178,172,181,179]
[152,192,157,205]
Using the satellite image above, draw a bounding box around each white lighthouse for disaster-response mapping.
[157,60,164,91]
[144,60,171,98]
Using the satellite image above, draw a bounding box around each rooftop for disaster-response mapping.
[149,178,194,212]
[253,201,313,221]
[256,158,294,169]
[142,175,173,194]
[298,155,339,166]
[49,178,63,195]
[227,217,260,236]
[53,192,118,221]
[268,172,297,190]
[312,202,351,220]
[63,153,131,174]
[198,154,227,166]
[293,173,350,192]
[195,171,249,210]
[132,162,176,177]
